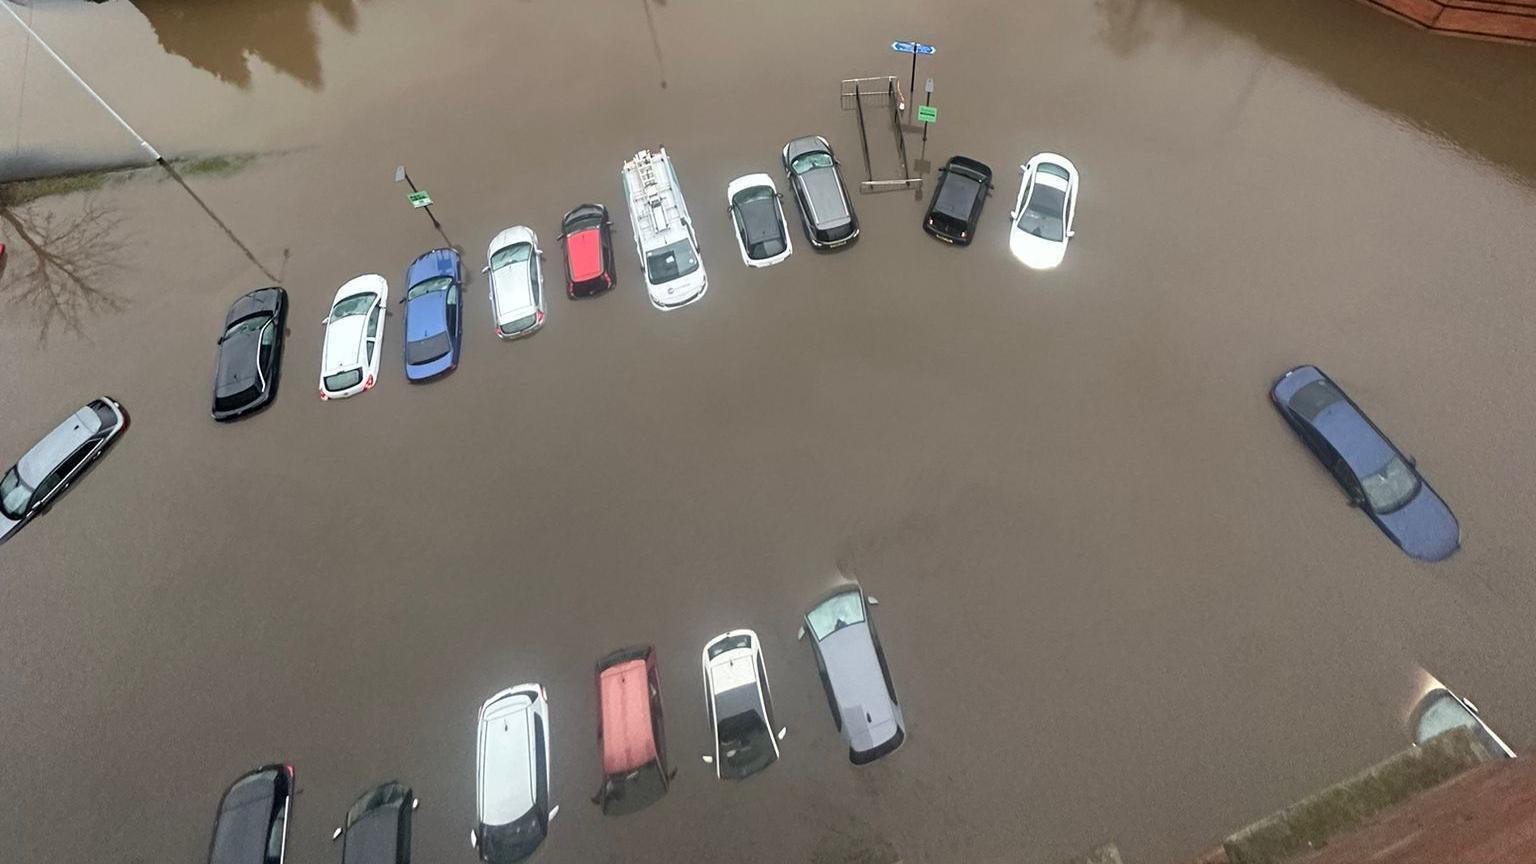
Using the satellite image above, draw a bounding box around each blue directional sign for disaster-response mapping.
[891,40,936,55]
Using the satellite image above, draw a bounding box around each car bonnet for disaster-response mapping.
[819,623,900,750]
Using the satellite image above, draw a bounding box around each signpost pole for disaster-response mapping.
[908,40,918,117]
[922,78,934,146]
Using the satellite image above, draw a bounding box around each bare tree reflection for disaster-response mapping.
[1096,0,1156,55]
[0,197,126,343]
[129,0,363,90]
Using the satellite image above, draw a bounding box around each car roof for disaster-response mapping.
[209,769,281,864]
[1301,385,1397,477]
[491,259,537,319]
[17,406,100,486]
[599,659,658,774]
[819,622,900,752]
[322,315,369,375]
[565,226,605,281]
[479,692,536,824]
[708,650,758,694]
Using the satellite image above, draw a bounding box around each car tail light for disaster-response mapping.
[497,325,507,337]
[960,230,968,238]
[285,764,295,779]
[540,685,548,702]
[534,310,544,324]
[318,389,328,401]
[363,374,374,391]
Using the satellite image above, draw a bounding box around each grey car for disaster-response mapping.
[1409,686,1515,759]
[781,136,859,248]
[797,582,904,764]
[1,397,127,545]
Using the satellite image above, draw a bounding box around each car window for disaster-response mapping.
[265,797,288,864]
[791,152,834,174]
[324,369,363,393]
[491,243,532,271]
[0,466,36,519]
[224,316,267,340]
[806,592,866,641]
[1415,693,1479,745]
[533,715,548,809]
[366,306,381,339]
[330,292,375,318]
[645,239,700,284]
[1361,456,1421,514]
[1016,183,1066,241]
[42,445,93,497]
[259,319,276,347]
[406,276,453,302]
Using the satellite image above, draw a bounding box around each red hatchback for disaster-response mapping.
[591,645,673,815]
[558,203,617,298]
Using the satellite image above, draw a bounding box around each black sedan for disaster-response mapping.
[333,782,418,864]
[212,287,287,421]
[923,156,993,245]
[206,764,294,864]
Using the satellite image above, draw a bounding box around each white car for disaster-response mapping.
[472,684,559,862]
[485,227,546,340]
[318,274,388,400]
[726,173,792,268]
[700,629,786,780]
[622,147,708,311]
[1008,153,1079,270]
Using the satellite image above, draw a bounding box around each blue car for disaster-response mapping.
[1270,365,1459,561]
[403,248,463,381]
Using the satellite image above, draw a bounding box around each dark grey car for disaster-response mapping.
[781,135,859,248]
[1,397,127,545]
[332,782,418,864]
[213,286,287,421]
[797,582,904,764]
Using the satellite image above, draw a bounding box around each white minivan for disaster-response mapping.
[472,684,558,863]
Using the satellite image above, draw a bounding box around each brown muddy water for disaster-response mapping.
[2,1,1536,862]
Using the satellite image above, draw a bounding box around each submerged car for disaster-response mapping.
[798,583,905,764]
[212,287,287,420]
[1009,153,1079,269]
[485,227,546,340]
[726,174,792,267]
[558,204,617,298]
[1410,686,1514,758]
[591,646,674,815]
[1,396,127,545]
[331,782,417,864]
[782,136,858,248]
[206,764,294,864]
[622,147,708,311]
[701,630,786,780]
[402,249,464,381]
[473,684,558,863]
[1270,365,1459,561]
[923,156,993,245]
[319,275,388,400]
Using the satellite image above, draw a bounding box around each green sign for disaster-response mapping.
[916,105,938,123]
[408,190,433,208]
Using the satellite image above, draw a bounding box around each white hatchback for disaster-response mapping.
[472,684,558,862]
[700,629,786,781]
[485,227,546,340]
[726,173,792,268]
[318,274,387,400]
[1008,153,1080,270]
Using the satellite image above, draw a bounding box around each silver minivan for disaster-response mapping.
[1,396,126,544]
[472,684,558,864]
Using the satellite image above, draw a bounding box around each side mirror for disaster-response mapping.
[548,805,560,821]
[1009,211,1018,221]
[1465,698,1481,715]
[1406,454,1417,468]
[411,798,420,811]
[777,727,788,741]
[796,626,806,641]
[321,317,331,325]
[469,830,478,848]
[481,265,490,274]
[1067,230,1076,238]
[331,828,343,842]
[701,755,714,764]
[867,596,880,606]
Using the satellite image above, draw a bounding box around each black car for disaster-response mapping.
[923,156,993,245]
[206,764,294,864]
[333,782,417,864]
[213,287,287,420]
[782,135,859,249]
[558,204,618,298]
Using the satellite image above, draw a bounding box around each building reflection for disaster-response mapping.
[129,0,363,90]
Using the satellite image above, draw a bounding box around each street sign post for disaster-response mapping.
[408,190,433,208]
[917,105,938,123]
[921,78,936,145]
[891,39,936,115]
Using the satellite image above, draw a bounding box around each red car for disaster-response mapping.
[590,645,673,815]
[558,203,616,298]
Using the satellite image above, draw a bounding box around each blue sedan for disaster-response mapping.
[403,248,463,382]
[1270,365,1459,561]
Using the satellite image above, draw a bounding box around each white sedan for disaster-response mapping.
[726,174,792,268]
[1008,153,1079,270]
[485,226,546,340]
[318,274,388,400]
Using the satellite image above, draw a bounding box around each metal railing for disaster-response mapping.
[840,76,922,193]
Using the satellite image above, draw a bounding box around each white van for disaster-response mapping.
[621,147,707,311]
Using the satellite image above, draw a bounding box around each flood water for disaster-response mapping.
[3,1,1536,862]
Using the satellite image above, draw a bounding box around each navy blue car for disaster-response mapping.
[402,249,463,382]
[1270,365,1459,561]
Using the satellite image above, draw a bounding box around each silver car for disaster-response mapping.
[782,136,859,248]
[797,582,905,764]
[472,684,558,864]
[1,397,126,545]
[1409,686,1515,759]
